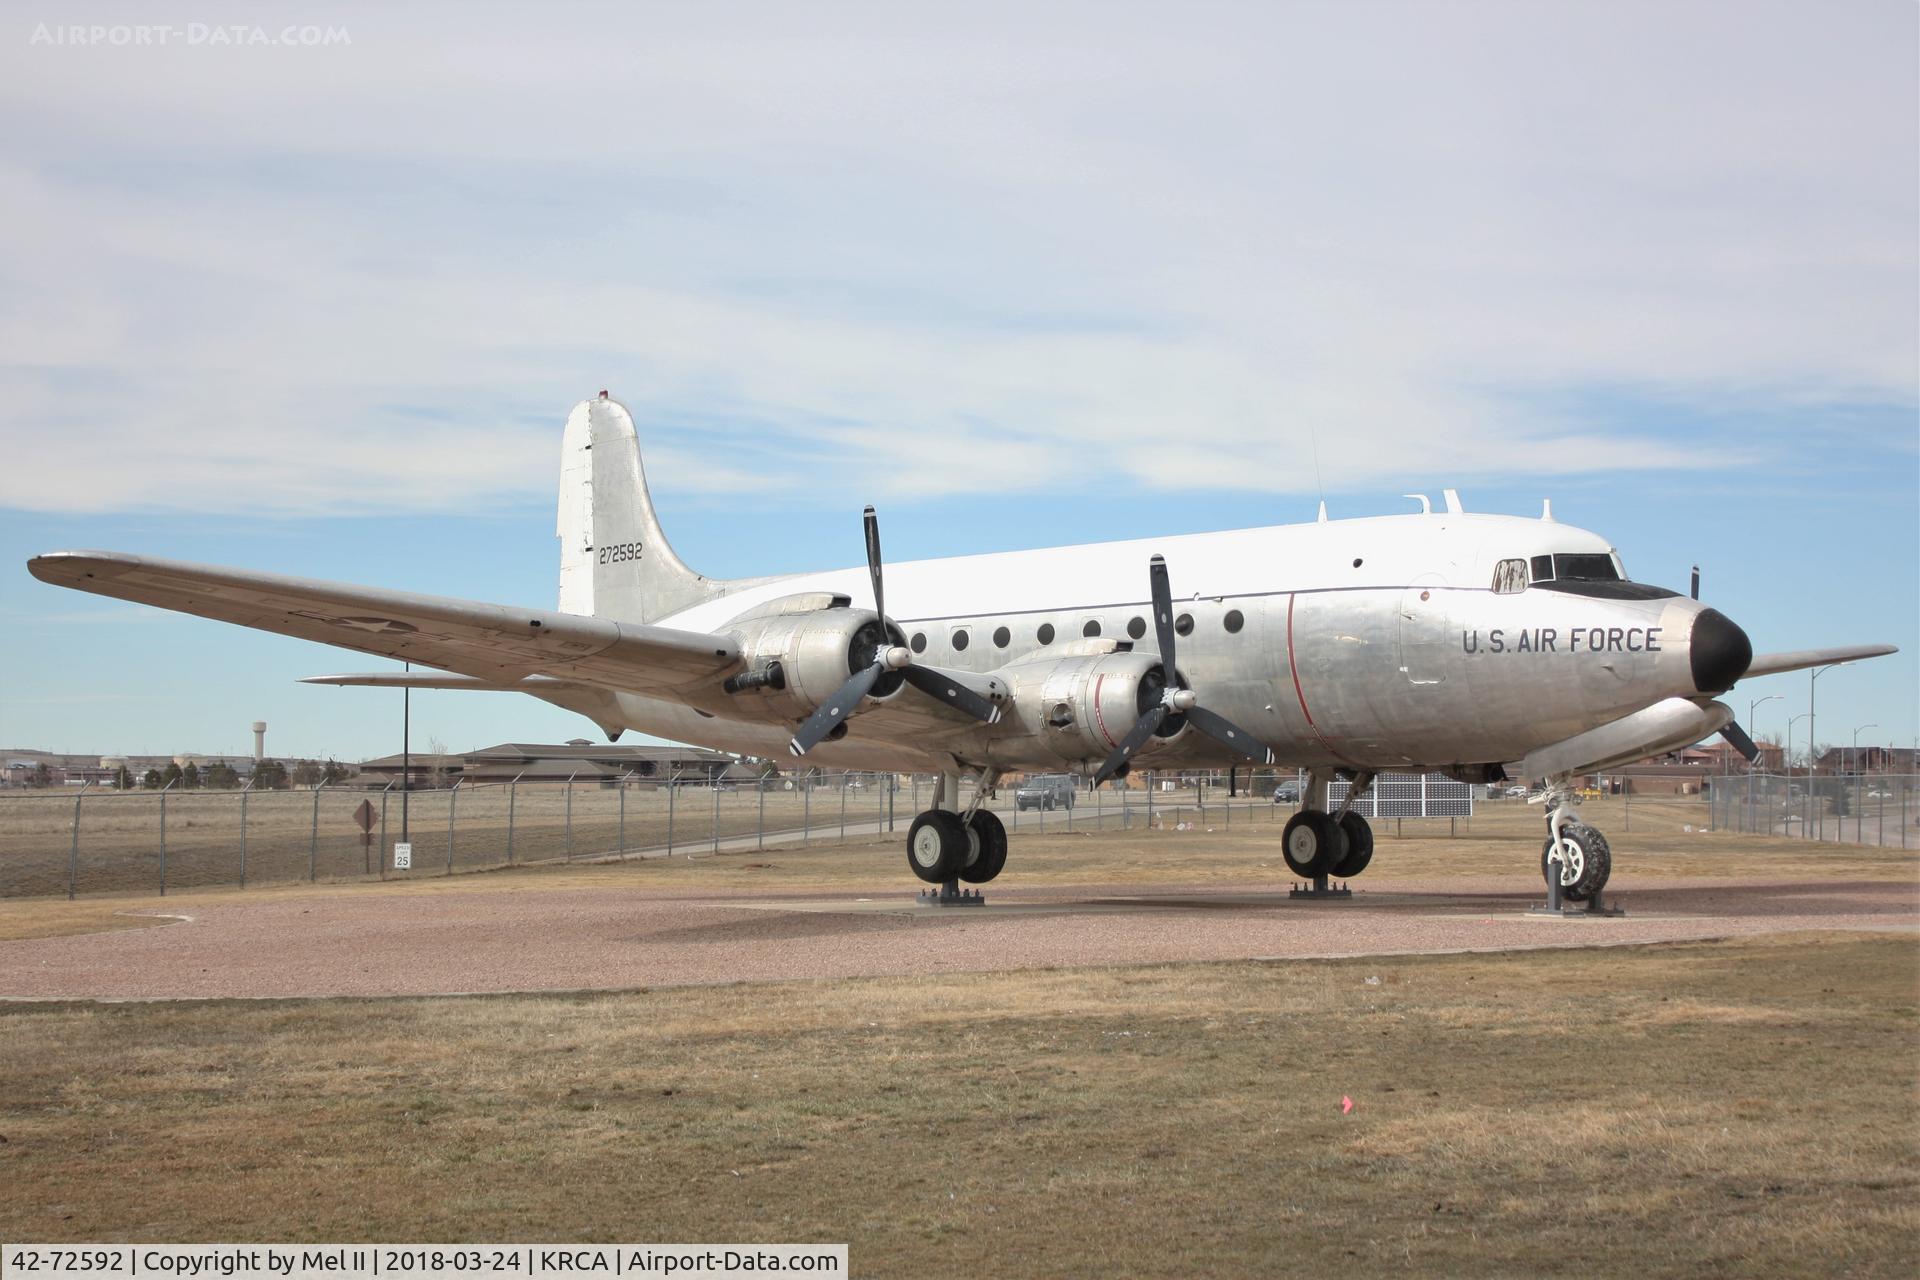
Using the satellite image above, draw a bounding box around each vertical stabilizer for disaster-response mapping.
[556,394,725,623]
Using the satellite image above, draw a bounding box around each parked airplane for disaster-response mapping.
[28,394,1897,899]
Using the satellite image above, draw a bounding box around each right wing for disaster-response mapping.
[1742,644,1899,679]
[27,551,741,696]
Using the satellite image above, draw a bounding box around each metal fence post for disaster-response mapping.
[159,778,176,896]
[712,777,721,856]
[667,768,678,856]
[839,777,848,842]
[876,775,884,841]
[507,775,519,864]
[67,784,87,901]
[379,782,390,879]
[447,780,459,874]
[239,778,253,889]
[565,770,578,861]
[309,781,325,882]
[757,777,766,851]
[618,771,632,856]
[1146,773,1155,829]
[802,771,811,847]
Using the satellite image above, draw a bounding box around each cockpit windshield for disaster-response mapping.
[1529,553,1621,583]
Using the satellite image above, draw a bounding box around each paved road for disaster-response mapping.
[3,873,1913,1001]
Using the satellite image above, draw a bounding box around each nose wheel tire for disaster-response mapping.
[960,809,1008,883]
[1282,811,1348,878]
[1541,822,1612,902]
[907,810,970,883]
[1331,812,1374,878]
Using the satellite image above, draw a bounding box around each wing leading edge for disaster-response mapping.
[27,551,741,695]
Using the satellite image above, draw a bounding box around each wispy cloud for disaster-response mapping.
[0,1,1911,516]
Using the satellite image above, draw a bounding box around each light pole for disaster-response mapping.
[1809,663,1849,780]
[1788,711,1813,838]
[1852,724,1878,776]
[1748,694,1781,774]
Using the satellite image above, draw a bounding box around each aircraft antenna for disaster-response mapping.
[1308,425,1326,516]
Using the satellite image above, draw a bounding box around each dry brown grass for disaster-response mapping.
[1,931,1914,1277]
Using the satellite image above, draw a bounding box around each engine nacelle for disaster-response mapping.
[719,593,905,725]
[993,649,1183,770]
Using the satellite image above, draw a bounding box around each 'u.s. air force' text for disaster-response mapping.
[1461,626,1662,654]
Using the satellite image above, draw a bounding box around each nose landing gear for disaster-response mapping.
[1532,775,1623,915]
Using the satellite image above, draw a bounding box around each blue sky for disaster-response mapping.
[1,1,1914,764]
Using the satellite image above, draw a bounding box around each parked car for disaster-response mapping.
[1271,783,1301,805]
[1016,774,1077,811]
[1503,784,1530,798]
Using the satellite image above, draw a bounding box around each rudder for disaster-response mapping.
[556,393,724,623]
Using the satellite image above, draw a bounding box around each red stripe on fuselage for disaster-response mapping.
[1286,592,1354,765]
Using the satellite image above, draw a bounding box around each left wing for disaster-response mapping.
[27,551,741,695]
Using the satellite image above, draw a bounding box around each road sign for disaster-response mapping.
[353,799,376,832]
[393,841,412,870]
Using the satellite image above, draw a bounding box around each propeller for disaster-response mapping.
[1092,555,1274,784]
[788,507,1001,756]
[1720,720,1761,763]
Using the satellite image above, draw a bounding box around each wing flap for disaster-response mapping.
[28,551,740,694]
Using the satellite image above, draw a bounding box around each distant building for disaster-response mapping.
[355,742,752,788]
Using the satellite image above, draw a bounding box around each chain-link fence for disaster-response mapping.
[1,767,1353,900]
[1708,773,1916,848]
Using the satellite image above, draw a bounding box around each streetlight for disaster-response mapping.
[1809,662,1851,780]
[1852,724,1878,776]
[1748,694,1781,774]
[1787,712,1812,774]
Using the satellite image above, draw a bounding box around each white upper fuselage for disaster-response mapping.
[606,509,1716,775]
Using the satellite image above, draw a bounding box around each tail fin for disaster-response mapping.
[557,393,725,623]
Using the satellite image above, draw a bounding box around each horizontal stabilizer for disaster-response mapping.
[302,673,586,691]
[1742,644,1898,680]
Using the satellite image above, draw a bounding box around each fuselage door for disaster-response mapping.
[1398,575,1450,685]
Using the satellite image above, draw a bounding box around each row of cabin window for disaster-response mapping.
[908,608,1247,654]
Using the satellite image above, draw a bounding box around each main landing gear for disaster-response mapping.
[1281,769,1377,897]
[1531,775,1621,914]
[909,770,1005,905]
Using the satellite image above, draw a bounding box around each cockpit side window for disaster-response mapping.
[1530,554,1553,583]
[1491,559,1528,594]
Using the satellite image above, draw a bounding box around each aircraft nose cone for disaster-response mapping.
[1689,608,1752,692]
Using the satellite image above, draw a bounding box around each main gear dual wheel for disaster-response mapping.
[907,809,1009,885]
[1281,810,1347,878]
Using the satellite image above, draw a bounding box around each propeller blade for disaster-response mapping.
[901,665,1000,723]
[1690,564,1700,601]
[863,505,885,626]
[1149,554,1177,673]
[1720,719,1761,763]
[1183,704,1274,764]
[1093,704,1169,785]
[788,662,883,756]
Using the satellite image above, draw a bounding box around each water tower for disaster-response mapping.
[252,721,267,762]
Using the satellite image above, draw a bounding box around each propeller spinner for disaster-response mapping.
[1092,555,1274,784]
[788,507,1001,756]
